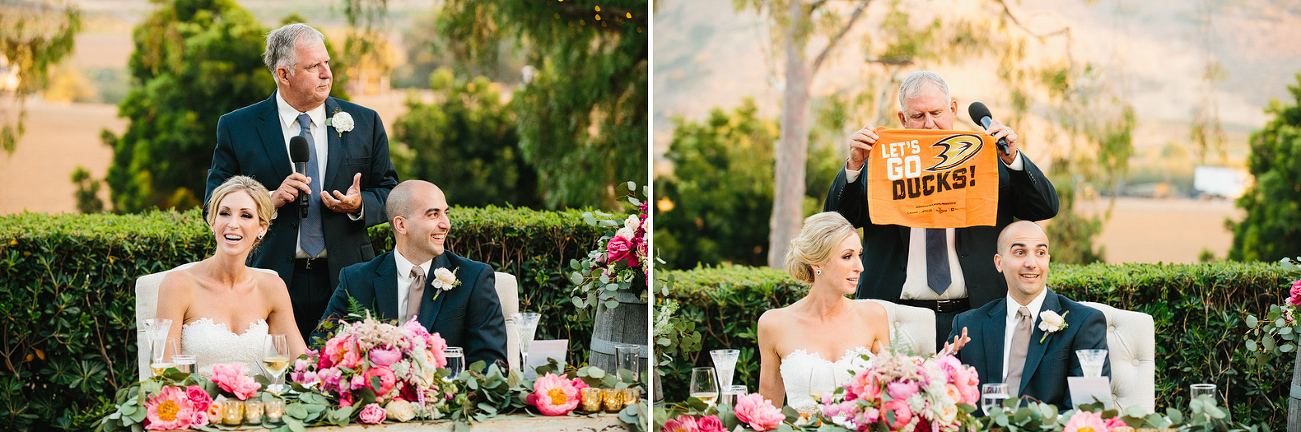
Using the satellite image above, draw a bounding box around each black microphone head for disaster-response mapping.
[289,136,310,163]
[967,102,993,124]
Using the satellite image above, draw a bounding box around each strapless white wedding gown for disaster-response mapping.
[779,347,873,414]
[180,318,268,377]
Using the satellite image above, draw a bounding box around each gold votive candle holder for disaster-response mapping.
[621,387,641,408]
[221,400,245,426]
[601,388,622,413]
[580,387,603,412]
[264,399,284,423]
[243,400,264,424]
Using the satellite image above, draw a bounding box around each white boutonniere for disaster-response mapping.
[430,267,460,301]
[1037,310,1069,343]
[325,110,354,136]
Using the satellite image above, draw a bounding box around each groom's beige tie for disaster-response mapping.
[1004,306,1032,397]
[404,266,426,321]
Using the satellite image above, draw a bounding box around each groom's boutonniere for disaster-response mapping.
[430,267,460,301]
[1037,310,1069,343]
[325,109,354,136]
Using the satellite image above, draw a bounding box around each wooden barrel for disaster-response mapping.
[587,286,649,382]
[1290,349,1301,432]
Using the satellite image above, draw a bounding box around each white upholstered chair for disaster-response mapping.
[860,299,937,355]
[1080,301,1156,413]
[134,264,522,379]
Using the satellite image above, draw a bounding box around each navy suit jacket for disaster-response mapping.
[314,251,508,367]
[823,155,1058,309]
[204,92,399,290]
[947,290,1110,410]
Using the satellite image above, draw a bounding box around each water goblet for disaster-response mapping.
[262,334,290,392]
[981,383,1010,416]
[689,367,720,408]
[709,349,740,388]
[1190,383,1216,402]
[150,339,177,377]
[721,384,747,408]
[512,312,541,375]
[171,354,196,374]
[140,318,172,342]
[615,344,640,381]
[443,347,465,382]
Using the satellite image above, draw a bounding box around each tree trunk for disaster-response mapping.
[768,0,813,269]
[1290,348,1301,432]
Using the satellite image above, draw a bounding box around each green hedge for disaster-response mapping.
[0,206,608,431]
[661,262,1293,430]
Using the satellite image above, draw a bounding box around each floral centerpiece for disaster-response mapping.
[98,362,265,431]
[816,350,980,431]
[571,181,650,312]
[291,313,453,422]
[1245,256,1301,363]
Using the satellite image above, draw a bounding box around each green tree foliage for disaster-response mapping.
[71,166,103,214]
[390,68,541,208]
[1229,72,1301,262]
[655,100,839,270]
[0,2,81,155]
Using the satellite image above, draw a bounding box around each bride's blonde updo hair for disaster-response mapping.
[784,212,856,283]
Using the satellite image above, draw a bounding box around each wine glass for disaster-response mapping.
[512,312,541,376]
[443,347,465,382]
[261,334,290,392]
[981,383,1010,415]
[689,367,720,408]
[808,363,837,405]
[709,349,739,388]
[150,339,177,377]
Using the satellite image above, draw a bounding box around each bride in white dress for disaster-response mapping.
[155,176,307,376]
[757,212,890,415]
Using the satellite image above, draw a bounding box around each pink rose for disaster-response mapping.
[733,393,784,431]
[526,372,580,416]
[185,385,212,412]
[190,410,208,427]
[661,414,698,432]
[886,379,920,400]
[570,377,590,392]
[1104,416,1128,431]
[696,415,726,432]
[1288,279,1301,306]
[365,366,398,398]
[881,399,912,431]
[358,403,386,424]
[144,386,195,431]
[369,347,402,367]
[607,236,632,264]
[210,363,261,400]
[1063,410,1108,432]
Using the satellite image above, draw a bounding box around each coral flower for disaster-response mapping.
[660,414,698,432]
[144,386,195,431]
[365,366,398,398]
[526,372,580,416]
[881,399,913,431]
[733,393,785,431]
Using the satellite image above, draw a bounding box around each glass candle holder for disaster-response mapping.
[243,400,264,424]
[602,388,622,413]
[580,387,603,412]
[221,400,245,426]
[264,399,284,424]
[621,387,641,408]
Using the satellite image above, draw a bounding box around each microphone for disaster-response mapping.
[967,102,1010,155]
[288,136,310,218]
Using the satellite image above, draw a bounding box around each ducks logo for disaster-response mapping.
[926,134,984,172]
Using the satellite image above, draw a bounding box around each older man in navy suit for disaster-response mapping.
[204,23,399,342]
[314,180,507,367]
[947,221,1109,412]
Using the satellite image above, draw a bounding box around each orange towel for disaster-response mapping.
[865,127,999,228]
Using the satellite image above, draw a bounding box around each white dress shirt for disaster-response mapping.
[274,93,363,258]
[844,151,1025,300]
[393,249,433,319]
[1001,288,1048,380]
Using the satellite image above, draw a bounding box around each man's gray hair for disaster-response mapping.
[898,71,951,109]
[263,23,325,76]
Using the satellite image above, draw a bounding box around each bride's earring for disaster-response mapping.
[815,269,822,275]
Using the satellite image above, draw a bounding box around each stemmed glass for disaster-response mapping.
[150,339,177,377]
[808,362,837,405]
[981,383,1010,415]
[709,349,739,389]
[512,312,541,376]
[443,347,465,382]
[689,367,721,408]
[261,334,290,392]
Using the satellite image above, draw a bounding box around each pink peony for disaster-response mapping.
[886,379,920,400]
[526,372,581,416]
[1104,416,1128,431]
[733,393,785,431]
[953,367,980,404]
[185,385,212,412]
[881,399,913,431]
[428,332,448,368]
[661,414,698,432]
[144,386,195,431]
[696,415,726,432]
[570,377,590,392]
[210,363,261,400]
[370,347,402,367]
[847,370,883,401]
[607,235,632,264]
[365,366,398,398]
[358,403,386,424]
[1063,410,1108,432]
[1288,279,1301,306]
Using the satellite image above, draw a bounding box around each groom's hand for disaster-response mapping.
[273,173,312,208]
[321,173,363,214]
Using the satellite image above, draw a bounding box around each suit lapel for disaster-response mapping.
[256,93,292,181]
[376,253,399,319]
[983,299,1006,385]
[323,98,344,189]
[1019,292,1060,394]
[417,253,456,329]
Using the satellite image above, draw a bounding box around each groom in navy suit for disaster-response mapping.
[204,23,399,342]
[314,180,507,367]
[947,221,1109,411]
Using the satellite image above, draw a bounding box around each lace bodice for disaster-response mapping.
[180,318,268,377]
[779,347,873,414]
